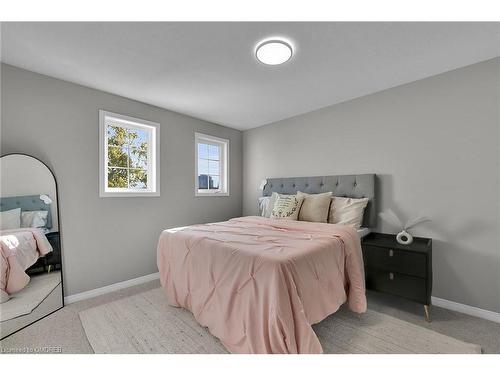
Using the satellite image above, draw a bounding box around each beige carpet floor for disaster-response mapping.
[1,272,61,322]
[2,280,499,354]
[79,287,481,354]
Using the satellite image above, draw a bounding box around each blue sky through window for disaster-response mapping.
[198,142,220,190]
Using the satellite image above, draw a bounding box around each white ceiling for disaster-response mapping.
[2,22,499,130]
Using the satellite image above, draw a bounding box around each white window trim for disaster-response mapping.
[99,110,160,197]
[195,132,229,197]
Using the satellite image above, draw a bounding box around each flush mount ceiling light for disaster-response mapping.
[255,39,293,65]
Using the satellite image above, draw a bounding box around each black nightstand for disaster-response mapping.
[361,232,433,321]
[45,231,62,272]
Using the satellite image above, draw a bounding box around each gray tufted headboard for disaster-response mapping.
[262,174,377,228]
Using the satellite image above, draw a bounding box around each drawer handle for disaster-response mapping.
[389,249,394,257]
[389,272,394,281]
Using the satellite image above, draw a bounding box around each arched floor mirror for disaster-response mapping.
[0,153,64,339]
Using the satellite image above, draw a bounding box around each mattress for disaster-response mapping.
[357,227,371,238]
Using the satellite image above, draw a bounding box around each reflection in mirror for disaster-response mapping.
[0,154,63,339]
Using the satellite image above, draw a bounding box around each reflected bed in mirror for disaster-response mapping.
[0,153,64,339]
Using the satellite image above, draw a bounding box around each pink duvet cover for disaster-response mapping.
[0,228,53,298]
[157,216,366,354]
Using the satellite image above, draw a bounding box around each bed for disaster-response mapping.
[0,195,54,302]
[1,228,53,301]
[157,174,376,354]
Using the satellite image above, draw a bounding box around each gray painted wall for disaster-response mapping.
[3,59,499,314]
[243,58,500,313]
[1,154,59,230]
[1,64,243,296]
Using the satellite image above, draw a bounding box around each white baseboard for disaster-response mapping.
[64,272,500,324]
[431,296,500,324]
[64,272,160,304]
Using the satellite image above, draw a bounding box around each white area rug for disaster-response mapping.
[0,271,61,322]
[79,288,482,354]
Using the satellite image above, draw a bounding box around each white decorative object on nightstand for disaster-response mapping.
[379,209,430,245]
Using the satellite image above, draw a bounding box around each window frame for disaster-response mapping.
[195,132,229,197]
[99,110,160,197]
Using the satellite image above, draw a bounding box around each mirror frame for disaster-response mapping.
[0,152,65,340]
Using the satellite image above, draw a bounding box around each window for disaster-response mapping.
[195,133,229,196]
[99,110,160,197]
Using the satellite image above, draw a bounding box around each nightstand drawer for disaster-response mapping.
[365,268,428,304]
[363,245,427,278]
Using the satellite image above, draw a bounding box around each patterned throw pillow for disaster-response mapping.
[270,194,304,220]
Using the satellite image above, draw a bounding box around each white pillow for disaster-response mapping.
[21,210,49,228]
[329,196,369,229]
[0,208,21,230]
[258,192,278,218]
[258,197,270,216]
[270,194,304,220]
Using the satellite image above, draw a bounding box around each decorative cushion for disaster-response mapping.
[21,210,49,228]
[271,194,304,220]
[0,208,21,230]
[329,196,369,229]
[297,191,333,223]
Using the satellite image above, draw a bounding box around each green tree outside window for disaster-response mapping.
[107,124,149,189]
